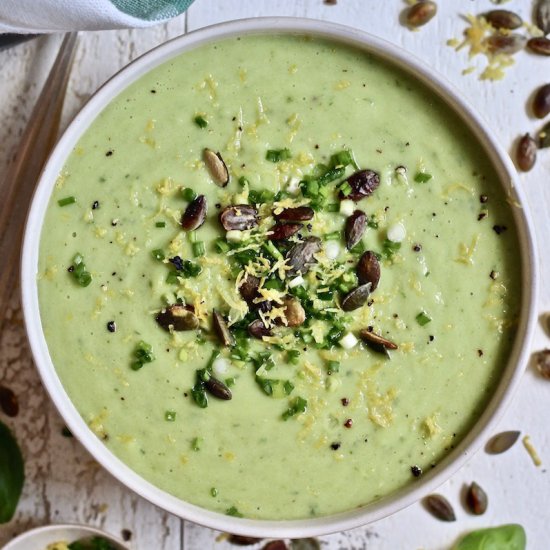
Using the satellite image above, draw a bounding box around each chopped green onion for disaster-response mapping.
[324,231,341,241]
[249,189,275,204]
[226,506,243,518]
[187,231,198,243]
[152,249,165,261]
[192,241,205,257]
[331,149,354,168]
[325,203,340,213]
[58,196,76,207]
[238,176,249,187]
[166,271,180,285]
[262,241,283,261]
[182,187,197,202]
[191,437,203,451]
[132,340,155,371]
[214,238,230,254]
[318,166,345,186]
[225,377,236,387]
[282,396,308,421]
[194,115,208,128]
[416,311,432,326]
[164,411,176,422]
[414,172,432,183]
[382,239,401,260]
[326,360,340,374]
[264,278,285,291]
[367,219,379,229]
[287,350,301,365]
[283,380,295,395]
[266,148,292,163]
[155,221,166,228]
[256,377,274,396]
[69,253,92,287]
[339,181,352,197]
[191,385,208,408]
[317,290,334,301]
[210,487,218,497]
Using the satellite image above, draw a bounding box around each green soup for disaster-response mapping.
[38,34,521,520]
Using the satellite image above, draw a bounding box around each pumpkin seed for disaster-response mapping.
[269,222,302,241]
[356,250,381,290]
[423,494,456,522]
[181,194,207,230]
[484,9,522,29]
[226,534,262,546]
[341,283,371,312]
[406,1,437,28]
[339,169,380,201]
[205,376,232,400]
[0,386,18,417]
[248,319,272,339]
[527,37,550,55]
[534,348,550,379]
[219,204,258,231]
[485,33,526,55]
[533,84,550,118]
[212,309,235,347]
[516,133,537,172]
[286,236,322,276]
[203,148,229,186]
[536,0,550,34]
[274,206,314,222]
[155,305,199,331]
[281,296,306,327]
[238,274,261,305]
[485,430,520,454]
[465,481,488,515]
[359,328,398,351]
[538,121,550,148]
[344,210,367,250]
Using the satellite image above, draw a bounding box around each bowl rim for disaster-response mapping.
[2,523,128,549]
[21,16,539,538]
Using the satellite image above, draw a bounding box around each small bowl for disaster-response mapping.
[3,524,128,550]
[21,18,538,538]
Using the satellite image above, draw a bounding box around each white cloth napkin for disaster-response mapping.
[0,0,193,33]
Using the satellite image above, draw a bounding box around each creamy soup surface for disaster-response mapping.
[38,34,521,520]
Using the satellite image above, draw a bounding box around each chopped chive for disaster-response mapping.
[283,380,295,396]
[58,196,76,207]
[191,437,203,451]
[214,238,230,254]
[325,203,340,213]
[164,411,176,422]
[331,150,353,168]
[182,187,197,202]
[414,172,432,183]
[155,221,166,228]
[151,249,165,261]
[238,176,249,187]
[324,231,341,241]
[317,290,334,301]
[210,487,218,497]
[187,231,198,243]
[192,241,205,257]
[416,311,432,326]
[166,271,180,285]
[225,377,236,387]
[249,189,275,204]
[266,148,292,163]
[194,115,208,128]
[339,181,352,196]
[318,166,345,186]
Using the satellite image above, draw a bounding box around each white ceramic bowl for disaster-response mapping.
[2,524,128,550]
[21,17,538,538]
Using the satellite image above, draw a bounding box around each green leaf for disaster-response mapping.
[452,524,526,550]
[0,420,24,523]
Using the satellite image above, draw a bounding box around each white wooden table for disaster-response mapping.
[1,1,549,548]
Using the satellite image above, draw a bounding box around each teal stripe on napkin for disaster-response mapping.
[110,0,193,21]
